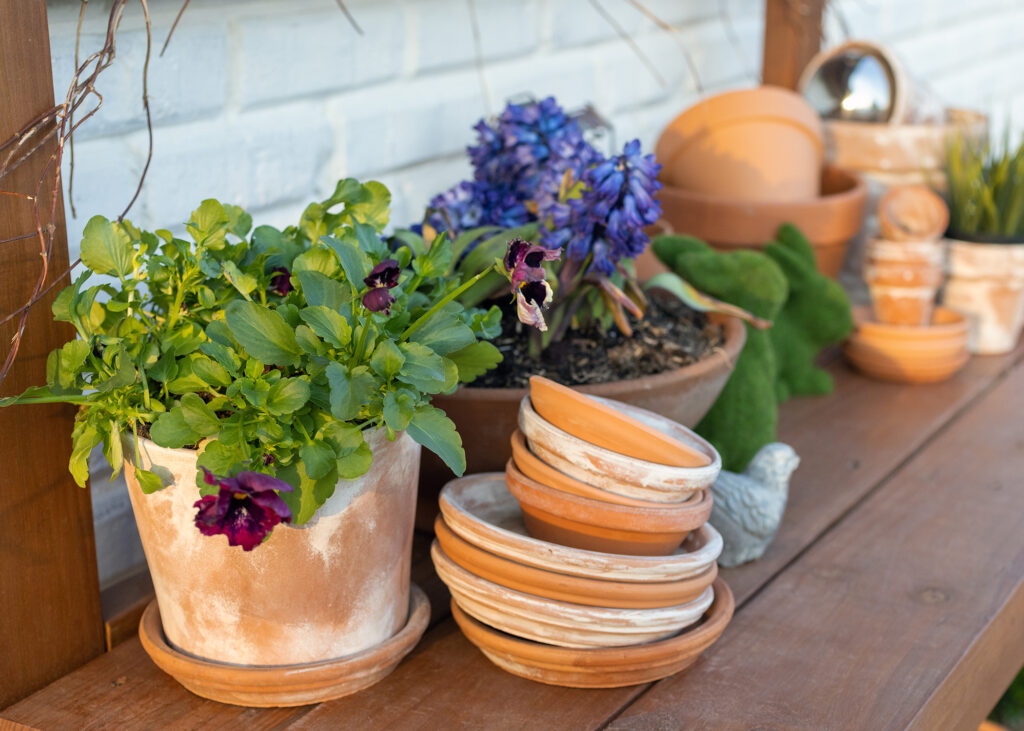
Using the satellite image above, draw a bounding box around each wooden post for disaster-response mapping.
[0,0,104,707]
[762,0,825,89]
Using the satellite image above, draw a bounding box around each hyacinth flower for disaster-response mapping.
[194,468,294,551]
[362,259,401,314]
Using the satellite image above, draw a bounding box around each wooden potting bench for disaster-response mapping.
[4,344,1024,730]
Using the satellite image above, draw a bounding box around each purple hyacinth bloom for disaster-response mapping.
[269,267,293,296]
[194,468,293,551]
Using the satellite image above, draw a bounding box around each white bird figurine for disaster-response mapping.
[709,443,800,568]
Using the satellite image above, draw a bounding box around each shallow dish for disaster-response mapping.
[434,516,717,609]
[439,473,722,582]
[518,396,720,503]
[451,577,734,688]
[432,542,714,648]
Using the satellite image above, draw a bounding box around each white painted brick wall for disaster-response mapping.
[41,0,1020,585]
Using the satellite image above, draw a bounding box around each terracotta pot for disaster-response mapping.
[518,395,720,504]
[125,430,425,701]
[434,516,717,609]
[863,238,945,326]
[511,430,659,508]
[655,86,823,202]
[418,314,745,528]
[138,585,430,707]
[942,238,1024,354]
[438,473,723,582]
[843,306,970,384]
[505,459,712,556]
[450,577,734,688]
[528,375,710,468]
[876,185,949,242]
[656,167,868,278]
[432,541,714,648]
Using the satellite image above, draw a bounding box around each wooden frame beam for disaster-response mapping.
[762,0,826,89]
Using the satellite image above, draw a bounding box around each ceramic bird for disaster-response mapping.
[709,443,800,568]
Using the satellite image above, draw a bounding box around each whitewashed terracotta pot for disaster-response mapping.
[124,429,421,666]
[942,239,1024,354]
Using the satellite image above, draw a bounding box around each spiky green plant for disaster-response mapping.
[946,132,1024,240]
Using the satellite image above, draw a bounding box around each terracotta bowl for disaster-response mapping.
[451,577,735,688]
[434,516,717,609]
[438,474,723,582]
[506,460,712,556]
[843,306,970,384]
[432,541,714,648]
[518,395,720,503]
[656,166,867,278]
[510,430,666,508]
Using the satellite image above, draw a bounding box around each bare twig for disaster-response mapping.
[159,0,191,57]
[120,0,153,221]
[622,0,704,93]
[589,0,666,88]
[466,0,492,116]
[334,0,364,35]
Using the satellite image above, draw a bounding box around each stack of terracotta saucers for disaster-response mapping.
[432,377,733,688]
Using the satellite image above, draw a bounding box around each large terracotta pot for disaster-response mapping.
[942,239,1024,354]
[418,315,745,529]
[125,429,424,700]
[656,166,868,278]
[655,86,823,202]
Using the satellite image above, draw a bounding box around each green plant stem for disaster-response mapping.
[400,267,493,341]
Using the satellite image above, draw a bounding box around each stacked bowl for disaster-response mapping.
[433,376,733,688]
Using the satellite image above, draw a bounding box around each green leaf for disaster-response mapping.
[225,301,301,367]
[150,408,201,448]
[325,363,377,421]
[69,421,101,487]
[80,216,134,278]
[446,341,502,383]
[135,468,166,494]
[369,340,405,379]
[192,357,232,388]
[410,310,476,355]
[382,390,416,431]
[240,378,271,408]
[295,325,328,356]
[266,378,310,415]
[180,393,220,436]
[300,440,336,480]
[196,439,249,479]
[295,270,351,311]
[398,341,448,393]
[353,221,388,258]
[277,461,338,525]
[344,180,391,230]
[252,225,303,269]
[323,421,366,452]
[467,305,503,339]
[299,306,352,349]
[407,405,465,475]
[56,339,91,390]
[292,246,340,278]
[323,233,370,286]
[221,260,258,297]
[199,341,241,374]
[166,356,208,394]
[337,440,372,479]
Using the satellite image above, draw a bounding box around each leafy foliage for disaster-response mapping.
[947,132,1024,240]
[2,180,503,526]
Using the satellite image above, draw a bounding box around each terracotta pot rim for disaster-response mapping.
[947,232,1024,246]
[138,583,430,706]
[852,305,968,338]
[659,165,866,209]
[435,314,744,402]
[451,576,734,665]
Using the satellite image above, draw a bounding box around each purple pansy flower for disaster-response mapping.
[194,468,293,551]
[503,237,561,288]
[362,259,401,314]
[270,267,293,296]
[516,280,553,332]
[362,287,396,314]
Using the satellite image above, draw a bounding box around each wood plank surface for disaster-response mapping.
[0,0,105,706]
[610,360,1024,730]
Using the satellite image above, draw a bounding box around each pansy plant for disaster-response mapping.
[1,179,504,549]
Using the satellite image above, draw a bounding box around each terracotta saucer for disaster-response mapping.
[432,542,714,648]
[510,430,673,508]
[451,577,735,688]
[138,583,430,707]
[435,515,717,609]
[518,396,720,503]
[439,473,722,582]
[528,376,710,467]
[506,459,711,556]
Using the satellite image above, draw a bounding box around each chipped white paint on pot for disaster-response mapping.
[943,239,1024,355]
[124,429,421,666]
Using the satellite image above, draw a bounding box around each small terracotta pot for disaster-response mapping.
[656,167,867,278]
[439,473,723,582]
[942,238,1024,354]
[528,375,710,468]
[518,395,720,504]
[450,577,734,688]
[843,306,970,384]
[432,541,714,648]
[505,459,712,556]
[418,315,744,529]
[125,430,425,703]
[876,185,949,242]
[656,86,824,202]
[863,238,945,326]
[434,516,717,609]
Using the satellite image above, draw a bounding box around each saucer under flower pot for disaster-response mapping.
[139,584,430,707]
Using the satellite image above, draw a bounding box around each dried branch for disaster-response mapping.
[589,0,666,88]
[623,0,704,93]
[466,0,492,116]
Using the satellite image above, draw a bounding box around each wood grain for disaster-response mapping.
[0,0,104,706]
[611,361,1024,730]
[762,0,825,89]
